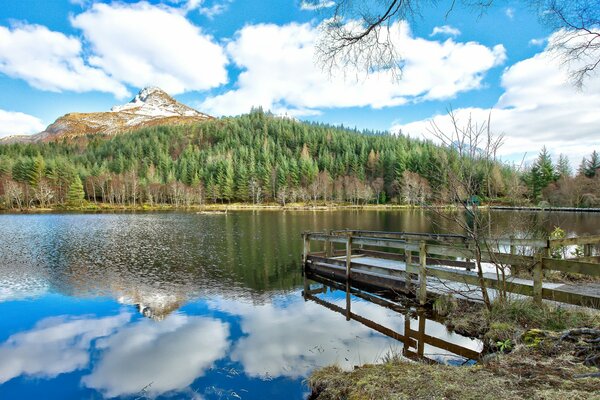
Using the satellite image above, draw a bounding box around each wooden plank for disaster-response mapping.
[541,288,600,309]
[305,293,418,349]
[549,235,600,246]
[408,329,481,360]
[308,233,348,244]
[542,258,600,277]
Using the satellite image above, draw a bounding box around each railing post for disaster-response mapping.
[533,253,543,304]
[584,243,591,257]
[509,235,516,256]
[346,235,353,281]
[419,241,427,305]
[405,245,413,292]
[326,230,333,257]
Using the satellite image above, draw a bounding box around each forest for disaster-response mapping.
[0,109,597,209]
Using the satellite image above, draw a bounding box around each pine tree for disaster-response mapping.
[585,150,600,177]
[67,176,85,207]
[556,154,572,178]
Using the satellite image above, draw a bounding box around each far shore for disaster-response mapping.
[2,202,600,214]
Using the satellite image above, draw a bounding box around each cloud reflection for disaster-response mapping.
[0,313,129,384]
[211,294,481,379]
[82,314,230,398]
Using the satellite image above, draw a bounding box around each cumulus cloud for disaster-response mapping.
[70,2,228,95]
[392,35,600,163]
[0,109,45,138]
[0,24,128,98]
[82,314,229,398]
[201,21,505,117]
[0,313,129,384]
[430,25,461,37]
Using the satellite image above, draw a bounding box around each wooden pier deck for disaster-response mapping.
[302,230,600,309]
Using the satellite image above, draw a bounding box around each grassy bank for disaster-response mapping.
[309,299,600,400]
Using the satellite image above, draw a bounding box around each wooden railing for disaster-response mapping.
[302,230,600,308]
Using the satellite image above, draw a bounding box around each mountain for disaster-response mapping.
[1,87,212,143]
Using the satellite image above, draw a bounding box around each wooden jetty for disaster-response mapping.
[302,230,600,309]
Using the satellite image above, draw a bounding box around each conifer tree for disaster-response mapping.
[67,176,85,207]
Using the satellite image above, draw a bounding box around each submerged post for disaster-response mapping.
[419,241,427,305]
[533,253,543,304]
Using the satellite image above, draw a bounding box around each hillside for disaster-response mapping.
[0,87,212,143]
[0,109,517,209]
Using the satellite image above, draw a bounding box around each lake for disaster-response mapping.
[1,210,599,399]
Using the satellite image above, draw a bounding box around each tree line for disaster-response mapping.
[526,147,600,208]
[0,109,531,209]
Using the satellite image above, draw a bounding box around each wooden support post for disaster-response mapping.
[533,253,543,305]
[405,247,413,292]
[419,241,427,305]
[417,311,426,357]
[403,313,411,357]
[346,235,353,281]
[326,230,333,257]
[303,274,308,301]
[584,244,592,257]
[302,233,310,265]
[510,235,516,256]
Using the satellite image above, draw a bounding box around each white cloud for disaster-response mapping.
[201,21,505,116]
[300,0,335,11]
[0,313,129,384]
[392,34,600,164]
[529,37,546,46]
[430,25,461,37]
[82,314,229,398]
[0,24,128,98]
[505,7,515,19]
[70,2,228,95]
[0,109,45,138]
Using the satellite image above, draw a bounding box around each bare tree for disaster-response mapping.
[427,109,506,308]
[311,0,600,86]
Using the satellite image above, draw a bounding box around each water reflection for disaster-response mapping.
[0,210,598,399]
[303,274,482,364]
[83,314,230,398]
[0,313,129,384]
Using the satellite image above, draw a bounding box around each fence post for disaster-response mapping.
[533,253,543,304]
[419,241,427,305]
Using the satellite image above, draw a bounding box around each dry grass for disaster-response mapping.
[309,300,600,399]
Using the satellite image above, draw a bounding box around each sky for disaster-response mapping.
[0,0,599,166]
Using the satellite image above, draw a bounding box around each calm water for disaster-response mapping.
[1,210,599,399]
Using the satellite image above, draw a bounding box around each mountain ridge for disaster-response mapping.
[1,87,212,144]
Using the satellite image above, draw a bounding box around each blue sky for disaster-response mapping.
[0,0,599,164]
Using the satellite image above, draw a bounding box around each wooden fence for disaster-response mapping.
[302,230,600,308]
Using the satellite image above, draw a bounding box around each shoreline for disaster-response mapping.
[2,202,600,214]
